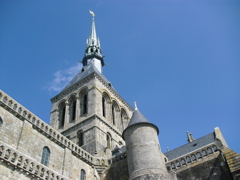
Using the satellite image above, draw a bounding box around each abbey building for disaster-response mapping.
[0,13,240,180]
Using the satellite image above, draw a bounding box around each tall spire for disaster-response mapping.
[88,11,98,47]
[82,11,105,70]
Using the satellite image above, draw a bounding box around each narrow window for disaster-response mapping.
[181,158,186,165]
[78,131,84,146]
[207,147,213,154]
[72,100,76,121]
[83,94,87,114]
[191,154,196,161]
[102,97,105,117]
[112,105,115,125]
[107,133,111,149]
[186,156,191,163]
[213,145,217,152]
[202,150,207,156]
[176,161,180,167]
[80,169,86,180]
[41,147,50,166]
[61,106,66,127]
[197,152,202,159]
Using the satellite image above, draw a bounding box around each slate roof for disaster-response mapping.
[127,109,150,127]
[122,109,159,139]
[164,132,216,161]
[61,61,110,92]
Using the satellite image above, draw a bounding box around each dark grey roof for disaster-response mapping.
[61,62,110,92]
[164,132,216,161]
[127,109,150,127]
[122,109,159,139]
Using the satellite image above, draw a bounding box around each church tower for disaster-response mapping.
[49,12,133,158]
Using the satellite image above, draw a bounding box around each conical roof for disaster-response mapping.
[122,105,159,139]
[127,109,150,127]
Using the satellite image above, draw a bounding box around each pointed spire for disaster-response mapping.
[187,131,194,143]
[82,11,105,70]
[88,11,98,47]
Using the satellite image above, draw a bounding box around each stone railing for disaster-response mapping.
[0,141,66,180]
[0,90,95,165]
[166,143,219,171]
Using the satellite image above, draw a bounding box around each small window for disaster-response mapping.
[207,147,213,154]
[186,156,191,163]
[107,133,111,149]
[72,100,76,121]
[213,145,218,152]
[202,150,207,156]
[41,147,50,166]
[80,169,86,180]
[176,161,181,167]
[197,152,202,159]
[171,163,176,169]
[191,154,196,161]
[78,131,84,147]
[181,158,186,165]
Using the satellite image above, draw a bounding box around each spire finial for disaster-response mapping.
[89,10,95,17]
[186,131,194,143]
[134,102,138,110]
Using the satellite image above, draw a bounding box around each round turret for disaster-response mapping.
[123,106,172,180]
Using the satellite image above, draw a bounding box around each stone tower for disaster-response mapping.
[49,13,133,158]
[123,104,175,180]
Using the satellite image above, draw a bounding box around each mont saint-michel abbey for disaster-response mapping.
[0,13,240,180]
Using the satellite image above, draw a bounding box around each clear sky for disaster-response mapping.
[1,0,239,153]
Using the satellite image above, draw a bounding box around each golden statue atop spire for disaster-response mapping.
[89,10,95,17]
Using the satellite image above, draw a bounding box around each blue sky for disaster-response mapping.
[1,0,239,153]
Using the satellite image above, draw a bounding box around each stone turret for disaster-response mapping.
[123,104,175,180]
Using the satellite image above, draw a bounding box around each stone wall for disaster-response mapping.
[0,90,102,179]
[176,153,233,180]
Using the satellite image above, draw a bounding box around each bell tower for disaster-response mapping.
[49,12,133,158]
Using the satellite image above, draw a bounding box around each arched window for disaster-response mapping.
[102,92,110,119]
[197,152,202,159]
[102,97,106,117]
[0,116,2,127]
[176,161,181,167]
[186,156,191,163]
[106,133,111,149]
[181,158,186,165]
[207,147,213,154]
[112,105,115,125]
[80,89,88,116]
[121,109,128,132]
[69,95,77,122]
[191,154,196,161]
[83,94,88,114]
[171,163,176,169]
[41,147,50,166]
[58,101,66,128]
[213,145,218,152]
[77,131,84,147]
[80,169,86,180]
[202,150,207,156]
